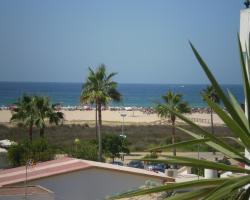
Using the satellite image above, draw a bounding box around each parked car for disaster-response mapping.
[112,161,124,166]
[128,160,144,169]
[146,163,169,173]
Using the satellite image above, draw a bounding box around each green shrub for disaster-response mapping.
[29,139,55,162]
[102,134,130,162]
[8,138,55,167]
[71,140,98,161]
[8,143,28,167]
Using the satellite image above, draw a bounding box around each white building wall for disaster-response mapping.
[27,168,162,200]
[240,9,250,52]
[240,8,250,170]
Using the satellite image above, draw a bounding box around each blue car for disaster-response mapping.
[147,163,168,173]
[128,160,144,169]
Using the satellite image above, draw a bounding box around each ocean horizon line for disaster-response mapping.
[0,82,244,108]
[0,81,243,86]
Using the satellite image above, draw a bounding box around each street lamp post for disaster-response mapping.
[120,113,127,137]
[120,112,127,161]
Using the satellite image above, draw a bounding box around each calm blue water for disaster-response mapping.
[0,82,244,108]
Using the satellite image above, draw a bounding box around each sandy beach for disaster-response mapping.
[0,110,224,126]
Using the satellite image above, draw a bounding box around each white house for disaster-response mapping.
[0,157,174,200]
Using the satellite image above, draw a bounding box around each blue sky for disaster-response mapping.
[0,0,245,84]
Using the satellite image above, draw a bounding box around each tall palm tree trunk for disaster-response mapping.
[29,124,33,141]
[97,102,102,161]
[95,103,98,140]
[40,126,45,138]
[210,107,214,134]
[210,107,216,155]
[171,119,177,169]
[171,120,176,157]
[99,104,102,126]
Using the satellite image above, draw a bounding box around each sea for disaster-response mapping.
[0,82,244,108]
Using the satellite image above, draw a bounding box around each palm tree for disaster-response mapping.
[11,95,37,141]
[11,95,64,140]
[80,71,98,140]
[202,85,220,135]
[155,91,190,156]
[34,96,64,138]
[81,64,121,161]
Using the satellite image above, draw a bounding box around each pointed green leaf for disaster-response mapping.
[147,138,210,152]
[204,175,250,200]
[148,136,244,154]
[238,35,250,128]
[205,96,250,149]
[109,178,227,199]
[203,177,235,200]
[164,188,212,200]
[165,108,247,162]
[227,90,249,132]
[221,136,244,147]
[176,126,250,165]
[141,157,250,174]
[190,41,248,133]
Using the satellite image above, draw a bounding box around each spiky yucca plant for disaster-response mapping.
[109,36,250,200]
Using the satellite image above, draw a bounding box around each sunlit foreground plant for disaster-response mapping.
[109,36,250,200]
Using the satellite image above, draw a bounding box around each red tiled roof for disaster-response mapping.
[0,157,174,187]
[0,158,91,186]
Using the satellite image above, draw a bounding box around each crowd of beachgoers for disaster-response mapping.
[0,104,217,114]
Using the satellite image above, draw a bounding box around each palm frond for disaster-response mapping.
[109,178,227,199]
[190,41,249,133]
[238,35,250,128]
[203,175,250,200]
[204,96,250,149]
[147,138,210,152]
[162,188,212,200]
[140,156,250,174]
[227,90,249,131]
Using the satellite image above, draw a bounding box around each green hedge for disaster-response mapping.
[8,138,55,167]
